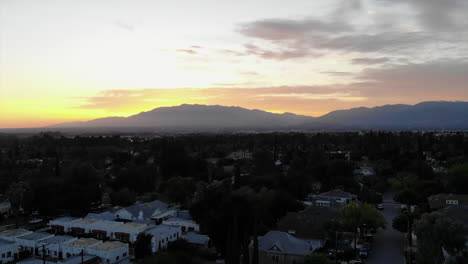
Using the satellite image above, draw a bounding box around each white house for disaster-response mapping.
[49,217,81,234]
[62,238,102,259]
[68,219,101,235]
[58,254,99,264]
[88,221,124,240]
[113,200,176,223]
[162,218,199,232]
[111,223,149,243]
[16,232,55,255]
[0,238,18,263]
[38,235,77,259]
[86,241,129,264]
[144,225,181,253]
[0,229,33,242]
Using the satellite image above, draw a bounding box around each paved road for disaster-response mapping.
[366,193,405,264]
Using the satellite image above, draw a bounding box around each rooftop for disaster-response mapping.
[51,217,80,223]
[145,224,179,236]
[122,200,168,219]
[185,232,209,245]
[17,232,54,241]
[85,212,115,221]
[41,235,77,245]
[317,189,354,199]
[0,229,32,238]
[64,238,101,248]
[58,255,98,264]
[17,258,56,264]
[116,222,149,232]
[72,218,101,225]
[89,241,127,252]
[256,231,322,256]
[0,238,16,246]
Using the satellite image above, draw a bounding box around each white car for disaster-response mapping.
[377,204,383,210]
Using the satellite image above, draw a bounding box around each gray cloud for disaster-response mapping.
[351,57,390,65]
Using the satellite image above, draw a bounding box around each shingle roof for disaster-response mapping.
[144,224,179,237]
[85,212,115,221]
[318,189,354,199]
[257,231,322,256]
[124,200,168,219]
[277,206,340,240]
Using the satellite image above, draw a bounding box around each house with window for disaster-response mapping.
[49,217,81,234]
[144,225,181,253]
[113,200,177,223]
[162,218,199,232]
[428,193,468,210]
[111,223,149,243]
[252,231,322,264]
[68,219,101,236]
[88,221,124,240]
[16,232,54,255]
[62,238,102,259]
[0,238,18,263]
[39,235,77,259]
[307,189,356,208]
[86,241,129,264]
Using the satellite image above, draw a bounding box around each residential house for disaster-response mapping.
[0,229,33,242]
[113,200,176,223]
[277,206,340,242]
[86,241,129,264]
[39,235,77,259]
[162,218,199,232]
[144,225,181,253]
[62,238,102,259]
[84,212,116,222]
[58,255,99,264]
[68,219,101,236]
[49,217,81,234]
[307,189,356,208]
[252,231,322,264]
[16,232,54,255]
[111,223,149,243]
[428,193,468,210]
[0,238,18,263]
[183,232,209,248]
[87,221,124,240]
[17,258,56,264]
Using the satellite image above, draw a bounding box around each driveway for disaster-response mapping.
[366,192,405,264]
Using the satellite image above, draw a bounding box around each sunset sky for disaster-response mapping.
[1,0,468,128]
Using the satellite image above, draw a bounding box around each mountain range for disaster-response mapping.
[49,101,468,131]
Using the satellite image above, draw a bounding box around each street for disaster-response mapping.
[366,193,405,264]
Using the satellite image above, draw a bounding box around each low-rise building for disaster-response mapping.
[16,232,54,255]
[39,235,77,259]
[68,219,101,236]
[49,217,81,234]
[113,200,174,222]
[252,231,322,264]
[0,238,18,263]
[428,193,468,210]
[62,238,102,259]
[88,221,124,240]
[144,225,181,253]
[0,229,33,242]
[184,232,209,248]
[0,199,12,218]
[307,189,356,208]
[112,223,149,243]
[86,241,129,264]
[58,255,99,264]
[162,218,199,232]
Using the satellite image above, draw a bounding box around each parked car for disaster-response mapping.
[29,218,43,224]
[377,204,383,210]
[359,248,369,258]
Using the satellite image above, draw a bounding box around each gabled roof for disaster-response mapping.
[85,212,115,221]
[257,231,322,256]
[0,238,16,246]
[41,235,76,245]
[277,206,340,240]
[144,224,179,237]
[122,200,169,219]
[317,189,354,199]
